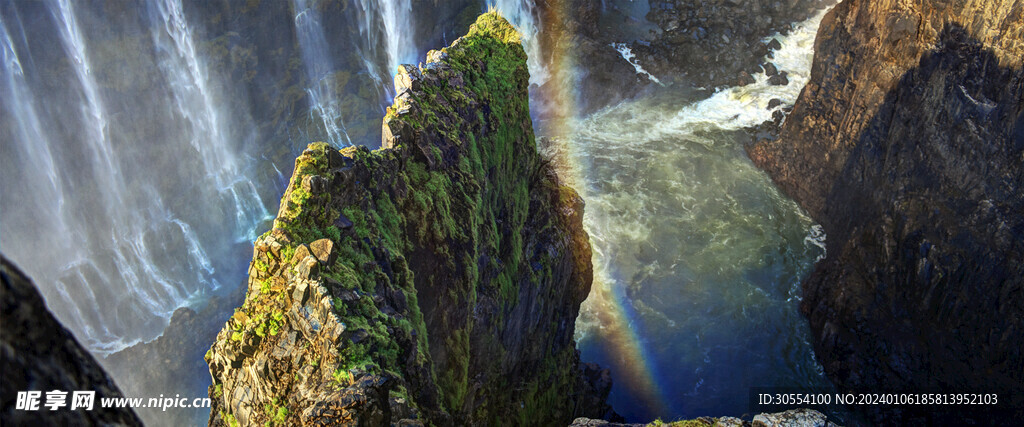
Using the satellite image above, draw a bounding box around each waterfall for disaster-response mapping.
[488,0,549,87]
[293,0,351,147]
[52,0,119,194]
[148,0,269,239]
[0,0,269,354]
[353,0,417,99]
[377,0,414,77]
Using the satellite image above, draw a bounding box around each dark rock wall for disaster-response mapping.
[1,256,142,426]
[749,0,1023,423]
[206,13,610,426]
[636,0,834,88]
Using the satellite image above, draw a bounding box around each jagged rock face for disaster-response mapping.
[749,0,1023,423]
[206,13,611,426]
[571,408,840,427]
[1,256,142,426]
[634,0,833,88]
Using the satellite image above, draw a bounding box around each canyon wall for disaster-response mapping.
[637,0,833,87]
[749,0,1023,422]
[205,13,612,426]
[1,256,142,425]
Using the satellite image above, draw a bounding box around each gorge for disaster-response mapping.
[2,0,1021,426]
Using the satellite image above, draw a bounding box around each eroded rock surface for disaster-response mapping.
[570,408,840,427]
[749,0,1023,423]
[206,13,612,426]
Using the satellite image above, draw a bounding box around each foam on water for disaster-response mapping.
[568,8,835,421]
[611,42,663,85]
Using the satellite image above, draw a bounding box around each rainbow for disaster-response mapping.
[489,0,673,416]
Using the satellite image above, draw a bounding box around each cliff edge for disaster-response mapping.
[1,255,142,425]
[205,13,611,426]
[749,0,1023,423]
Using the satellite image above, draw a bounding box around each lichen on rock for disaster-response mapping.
[206,12,611,426]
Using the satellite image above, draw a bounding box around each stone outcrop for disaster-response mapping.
[571,408,840,427]
[748,0,1023,423]
[206,13,611,426]
[633,0,834,88]
[1,255,142,426]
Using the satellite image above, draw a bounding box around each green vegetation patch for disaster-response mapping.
[217,10,587,426]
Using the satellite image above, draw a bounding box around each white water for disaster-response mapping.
[611,42,663,85]
[0,0,271,354]
[489,0,549,87]
[352,0,417,101]
[53,0,119,194]
[149,0,270,239]
[572,9,832,420]
[378,0,415,76]
[293,0,351,147]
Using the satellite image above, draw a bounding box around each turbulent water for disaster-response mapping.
[2,0,851,424]
[571,9,844,421]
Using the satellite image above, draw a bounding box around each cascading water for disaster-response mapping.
[569,8,847,421]
[293,0,351,147]
[2,1,855,424]
[352,0,417,102]
[489,0,549,87]
[377,0,414,77]
[148,0,270,241]
[0,0,268,355]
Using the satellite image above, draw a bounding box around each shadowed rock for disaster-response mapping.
[1,255,142,426]
[748,0,1023,423]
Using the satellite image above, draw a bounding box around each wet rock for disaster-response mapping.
[767,98,783,109]
[293,244,312,264]
[295,256,319,280]
[394,64,421,95]
[767,70,789,85]
[333,213,354,230]
[763,62,779,76]
[737,71,756,86]
[301,174,328,194]
[634,0,832,88]
[348,328,369,344]
[207,13,611,427]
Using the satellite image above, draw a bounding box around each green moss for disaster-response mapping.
[226,10,583,425]
[222,412,239,427]
[263,398,289,426]
[331,368,352,389]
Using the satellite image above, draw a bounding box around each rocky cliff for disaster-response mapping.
[1,255,142,426]
[572,408,840,427]
[205,13,611,426]
[634,0,833,88]
[749,0,1023,423]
